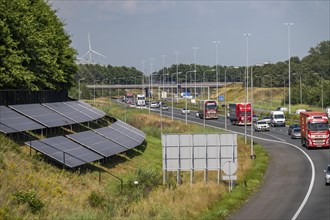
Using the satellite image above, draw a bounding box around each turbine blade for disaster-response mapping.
[81,50,90,58]
[88,33,91,50]
[91,50,107,58]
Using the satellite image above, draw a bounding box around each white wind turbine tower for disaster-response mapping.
[81,33,106,64]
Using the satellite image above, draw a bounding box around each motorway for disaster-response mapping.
[143,105,330,220]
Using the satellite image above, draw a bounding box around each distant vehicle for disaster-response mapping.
[229,103,253,126]
[295,109,306,114]
[161,105,169,111]
[198,100,218,119]
[324,165,330,186]
[261,116,271,124]
[290,127,301,139]
[253,120,269,132]
[326,107,330,118]
[253,114,259,122]
[300,111,329,149]
[288,124,300,135]
[181,108,190,115]
[136,94,146,106]
[270,111,286,127]
[150,101,159,108]
[277,107,288,112]
[125,93,135,104]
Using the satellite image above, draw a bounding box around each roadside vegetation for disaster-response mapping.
[0,100,269,219]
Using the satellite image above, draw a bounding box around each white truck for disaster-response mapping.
[270,111,286,127]
[136,94,146,107]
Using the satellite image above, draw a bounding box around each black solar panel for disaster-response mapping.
[43,102,93,123]
[64,101,105,120]
[26,136,103,168]
[115,120,145,138]
[109,123,144,145]
[67,130,127,157]
[9,104,75,128]
[0,106,45,134]
[96,127,137,149]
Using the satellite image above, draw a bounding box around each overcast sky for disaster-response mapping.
[49,0,329,73]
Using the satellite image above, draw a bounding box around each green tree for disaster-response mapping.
[0,0,77,91]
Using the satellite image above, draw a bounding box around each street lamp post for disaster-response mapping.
[284,22,294,114]
[213,41,220,100]
[244,33,252,144]
[185,70,197,125]
[192,47,198,104]
[78,78,85,100]
[171,72,182,120]
[224,67,238,131]
[174,51,180,103]
[149,58,154,114]
[314,73,324,109]
[203,69,215,100]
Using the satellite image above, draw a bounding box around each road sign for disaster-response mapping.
[218,95,224,101]
[222,161,237,175]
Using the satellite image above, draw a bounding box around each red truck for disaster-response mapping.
[300,112,330,149]
[197,100,218,119]
[229,103,253,126]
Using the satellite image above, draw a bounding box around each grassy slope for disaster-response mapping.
[0,95,269,219]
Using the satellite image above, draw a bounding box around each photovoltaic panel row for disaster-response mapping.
[110,123,144,145]
[26,136,103,168]
[96,126,137,149]
[114,120,145,140]
[64,101,105,120]
[42,102,93,123]
[67,130,127,157]
[9,104,75,128]
[0,106,45,134]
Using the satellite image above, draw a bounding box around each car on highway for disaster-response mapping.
[150,101,159,108]
[261,116,271,124]
[324,165,330,186]
[161,105,169,111]
[288,124,300,135]
[181,108,190,115]
[290,127,301,139]
[253,120,269,132]
[295,109,306,114]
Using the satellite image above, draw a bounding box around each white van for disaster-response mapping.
[326,107,330,118]
[270,111,286,127]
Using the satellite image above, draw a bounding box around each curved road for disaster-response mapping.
[149,106,330,220]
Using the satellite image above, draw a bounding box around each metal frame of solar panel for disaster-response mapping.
[63,101,105,121]
[67,130,128,157]
[42,102,94,123]
[0,106,45,134]
[26,136,103,168]
[9,104,75,128]
[107,123,144,146]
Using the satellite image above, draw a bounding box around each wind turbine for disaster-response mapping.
[80,33,106,64]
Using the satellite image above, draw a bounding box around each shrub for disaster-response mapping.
[88,191,105,208]
[12,190,44,214]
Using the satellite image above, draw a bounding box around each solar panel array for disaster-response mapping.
[26,120,145,168]
[26,136,104,168]
[9,103,76,128]
[0,101,106,134]
[0,106,45,134]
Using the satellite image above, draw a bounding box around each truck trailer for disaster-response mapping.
[197,100,218,119]
[229,103,253,125]
[300,111,330,149]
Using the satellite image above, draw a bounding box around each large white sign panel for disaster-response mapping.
[162,133,237,171]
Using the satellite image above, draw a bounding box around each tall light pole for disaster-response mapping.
[192,47,198,104]
[314,73,323,109]
[78,78,85,100]
[141,60,146,95]
[213,41,220,100]
[185,70,197,125]
[174,51,180,103]
[224,67,238,131]
[148,58,154,114]
[171,72,182,120]
[284,22,294,114]
[203,69,215,100]
[244,33,252,144]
